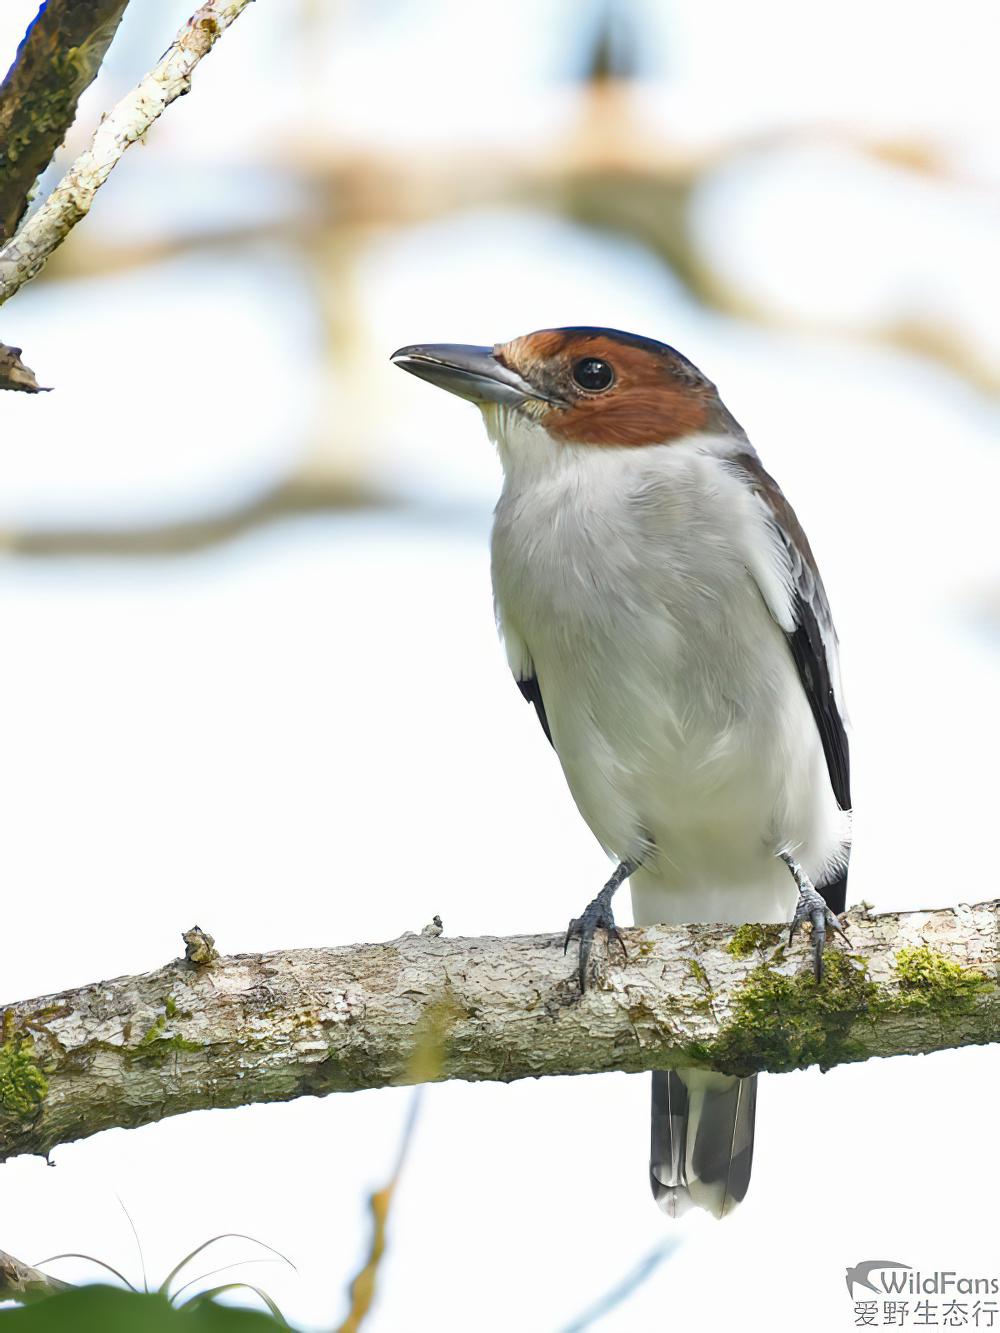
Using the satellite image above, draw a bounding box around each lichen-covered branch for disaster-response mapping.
[2,901,998,1164]
[0,0,254,310]
[0,0,132,243]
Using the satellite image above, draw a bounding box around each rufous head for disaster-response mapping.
[391,326,740,447]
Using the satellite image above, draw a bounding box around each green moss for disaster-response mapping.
[687,939,997,1077]
[892,946,990,1012]
[129,1012,201,1066]
[0,1021,48,1121]
[687,958,710,988]
[138,1013,167,1045]
[726,923,783,959]
[695,950,879,1077]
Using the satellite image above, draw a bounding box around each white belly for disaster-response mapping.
[491,438,848,927]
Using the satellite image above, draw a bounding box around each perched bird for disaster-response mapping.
[391,328,851,1218]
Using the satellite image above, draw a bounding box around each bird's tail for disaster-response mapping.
[649,1067,757,1219]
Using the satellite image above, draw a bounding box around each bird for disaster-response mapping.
[391,327,851,1218]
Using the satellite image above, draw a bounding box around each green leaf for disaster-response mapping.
[0,1285,282,1329]
[31,1255,136,1292]
[183,1284,288,1325]
[159,1236,294,1300]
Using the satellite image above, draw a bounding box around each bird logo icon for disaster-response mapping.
[845,1260,912,1297]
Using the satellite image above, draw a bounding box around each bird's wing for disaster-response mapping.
[497,609,554,747]
[516,675,553,747]
[730,450,852,836]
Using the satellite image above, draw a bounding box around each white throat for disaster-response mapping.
[482,403,746,502]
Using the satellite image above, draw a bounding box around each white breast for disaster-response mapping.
[489,415,849,927]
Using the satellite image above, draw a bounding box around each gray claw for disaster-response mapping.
[788,882,847,981]
[564,859,637,990]
[565,893,626,991]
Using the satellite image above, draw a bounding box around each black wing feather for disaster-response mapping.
[787,600,850,914]
[516,675,554,747]
[787,600,851,815]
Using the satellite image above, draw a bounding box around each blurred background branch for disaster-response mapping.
[335,1091,421,1333]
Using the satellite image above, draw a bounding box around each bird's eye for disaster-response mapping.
[572,357,615,392]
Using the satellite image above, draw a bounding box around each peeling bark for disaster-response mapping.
[1,900,998,1165]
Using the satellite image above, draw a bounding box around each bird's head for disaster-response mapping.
[391,327,742,468]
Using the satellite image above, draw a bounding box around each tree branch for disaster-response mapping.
[0,0,254,311]
[0,340,49,392]
[1,901,998,1164]
[0,0,132,244]
[0,1249,71,1304]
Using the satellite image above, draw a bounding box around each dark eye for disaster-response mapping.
[572,357,615,392]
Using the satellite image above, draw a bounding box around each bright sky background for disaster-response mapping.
[1,3,998,1331]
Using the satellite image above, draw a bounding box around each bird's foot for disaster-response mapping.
[781,853,847,981]
[564,875,630,992]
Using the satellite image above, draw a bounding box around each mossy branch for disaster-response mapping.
[0,0,132,244]
[1,900,998,1164]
